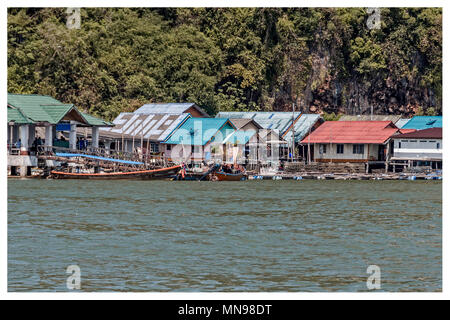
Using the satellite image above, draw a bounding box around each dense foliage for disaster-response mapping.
[8,8,442,120]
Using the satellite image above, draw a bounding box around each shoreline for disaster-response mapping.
[8,173,442,181]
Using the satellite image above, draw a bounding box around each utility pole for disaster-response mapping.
[307,125,311,165]
[291,103,296,162]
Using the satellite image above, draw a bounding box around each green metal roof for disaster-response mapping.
[7,106,33,124]
[81,112,114,126]
[7,93,111,126]
[40,104,76,123]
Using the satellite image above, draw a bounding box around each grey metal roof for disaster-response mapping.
[100,112,191,142]
[228,118,263,130]
[283,114,322,143]
[134,103,209,117]
[217,111,300,133]
[216,112,321,142]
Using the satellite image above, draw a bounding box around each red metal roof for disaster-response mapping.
[398,129,417,134]
[301,121,399,144]
[392,127,442,139]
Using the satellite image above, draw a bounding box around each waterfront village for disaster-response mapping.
[7,93,442,181]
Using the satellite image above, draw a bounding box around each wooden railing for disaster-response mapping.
[37,145,169,167]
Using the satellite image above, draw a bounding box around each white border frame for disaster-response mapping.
[1,0,447,300]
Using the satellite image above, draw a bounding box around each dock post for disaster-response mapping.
[92,127,99,148]
[69,121,77,150]
[19,166,28,177]
[45,124,54,149]
[19,124,30,153]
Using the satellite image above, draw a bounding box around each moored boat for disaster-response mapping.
[50,165,181,180]
[214,171,246,181]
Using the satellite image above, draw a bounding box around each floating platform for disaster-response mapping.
[248,173,442,181]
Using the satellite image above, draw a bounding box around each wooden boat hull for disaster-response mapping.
[50,165,181,180]
[214,171,246,181]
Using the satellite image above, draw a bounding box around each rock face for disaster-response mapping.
[283,50,440,116]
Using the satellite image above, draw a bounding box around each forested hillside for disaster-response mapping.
[8,8,442,120]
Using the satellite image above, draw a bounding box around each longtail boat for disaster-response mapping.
[214,171,247,181]
[50,165,181,180]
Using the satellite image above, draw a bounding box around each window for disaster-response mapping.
[336,144,344,154]
[353,144,364,154]
[437,142,440,149]
[398,142,401,149]
[166,144,172,151]
[150,143,159,153]
[319,144,327,154]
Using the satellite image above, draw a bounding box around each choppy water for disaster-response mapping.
[8,179,442,292]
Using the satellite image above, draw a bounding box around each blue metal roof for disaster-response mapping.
[164,118,236,146]
[401,116,442,130]
[223,129,256,145]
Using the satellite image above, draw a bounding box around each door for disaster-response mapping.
[378,145,385,161]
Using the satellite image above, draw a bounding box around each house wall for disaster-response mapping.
[393,138,442,160]
[313,143,380,162]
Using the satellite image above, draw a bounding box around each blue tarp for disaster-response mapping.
[55,153,144,165]
[56,123,71,131]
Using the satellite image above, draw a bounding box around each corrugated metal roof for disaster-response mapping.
[283,114,322,143]
[164,118,235,146]
[134,103,209,117]
[401,116,442,130]
[395,118,411,128]
[216,111,299,133]
[392,127,442,139]
[100,112,191,142]
[40,104,76,123]
[217,112,321,143]
[300,121,399,144]
[81,112,114,126]
[223,129,256,145]
[228,118,262,130]
[339,115,402,122]
[398,129,417,134]
[7,93,111,126]
[8,94,66,123]
[7,106,33,124]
